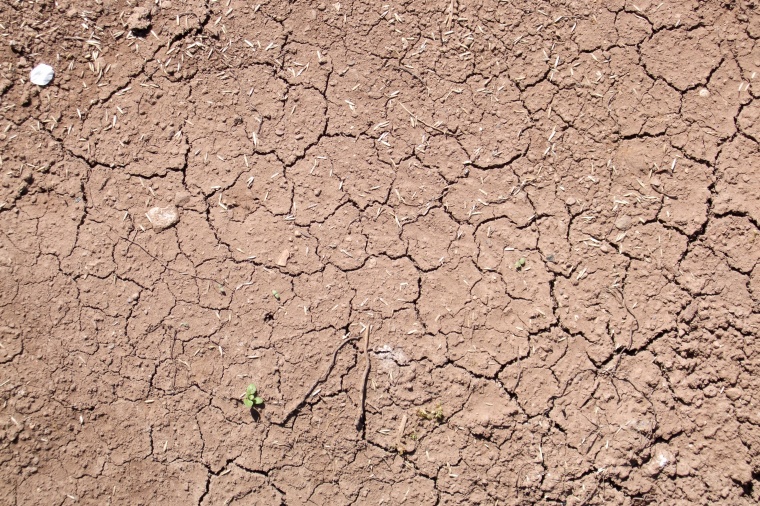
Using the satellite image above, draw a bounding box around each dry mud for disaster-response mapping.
[2,0,760,504]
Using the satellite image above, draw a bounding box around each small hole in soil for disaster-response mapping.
[740,473,758,496]
[264,312,274,322]
[130,27,151,38]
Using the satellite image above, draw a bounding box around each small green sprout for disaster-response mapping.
[272,290,280,300]
[515,257,526,271]
[243,384,264,408]
[417,404,444,423]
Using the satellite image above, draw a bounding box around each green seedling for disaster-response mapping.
[417,404,444,423]
[272,290,280,301]
[515,257,526,271]
[243,384,264,408]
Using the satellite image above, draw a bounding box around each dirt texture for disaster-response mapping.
[2,0,760,504]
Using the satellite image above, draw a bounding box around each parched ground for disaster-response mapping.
[1,0,760,504]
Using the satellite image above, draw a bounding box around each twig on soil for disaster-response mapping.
[395,413,408,453]
[609,287,639,350]
[445,0,455,28]
[355,325,372,432]
[118,231,227,287]
[278,333,360,425]
[650,184,678,200]
[577,477,602,506]
[170,328,179,392]
[398,102,453,135]
[396,64,428,90]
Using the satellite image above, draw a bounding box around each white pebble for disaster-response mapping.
[146,206,180,231]
[30,64,55,86]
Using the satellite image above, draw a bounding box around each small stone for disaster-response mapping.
[698,88,710,98]
[294,231,301,238]
[29,64,54,86]
[600,244,609,253]
[146,205,180,231]
[614,215,633,231]
[174,191,192,207]
[276,249,290,267]
[565,197,576,206]
[314,188,321,197]
[126,7,152,31]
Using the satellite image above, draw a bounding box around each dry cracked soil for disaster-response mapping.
[2,0,760,504]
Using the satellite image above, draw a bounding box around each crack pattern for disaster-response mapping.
[1,0,760,505]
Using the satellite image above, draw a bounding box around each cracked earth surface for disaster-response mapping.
[2,0,760,504]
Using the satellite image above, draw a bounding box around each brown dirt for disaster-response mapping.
[1,0,760,504]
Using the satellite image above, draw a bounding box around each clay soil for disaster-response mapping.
[2,0,760,504]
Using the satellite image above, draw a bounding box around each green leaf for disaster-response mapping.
[247,384,257,395]
[243,398,253,408]
[253,397,264,405]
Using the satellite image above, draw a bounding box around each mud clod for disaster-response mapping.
[615,215,633,231]
[126,7,152,32]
